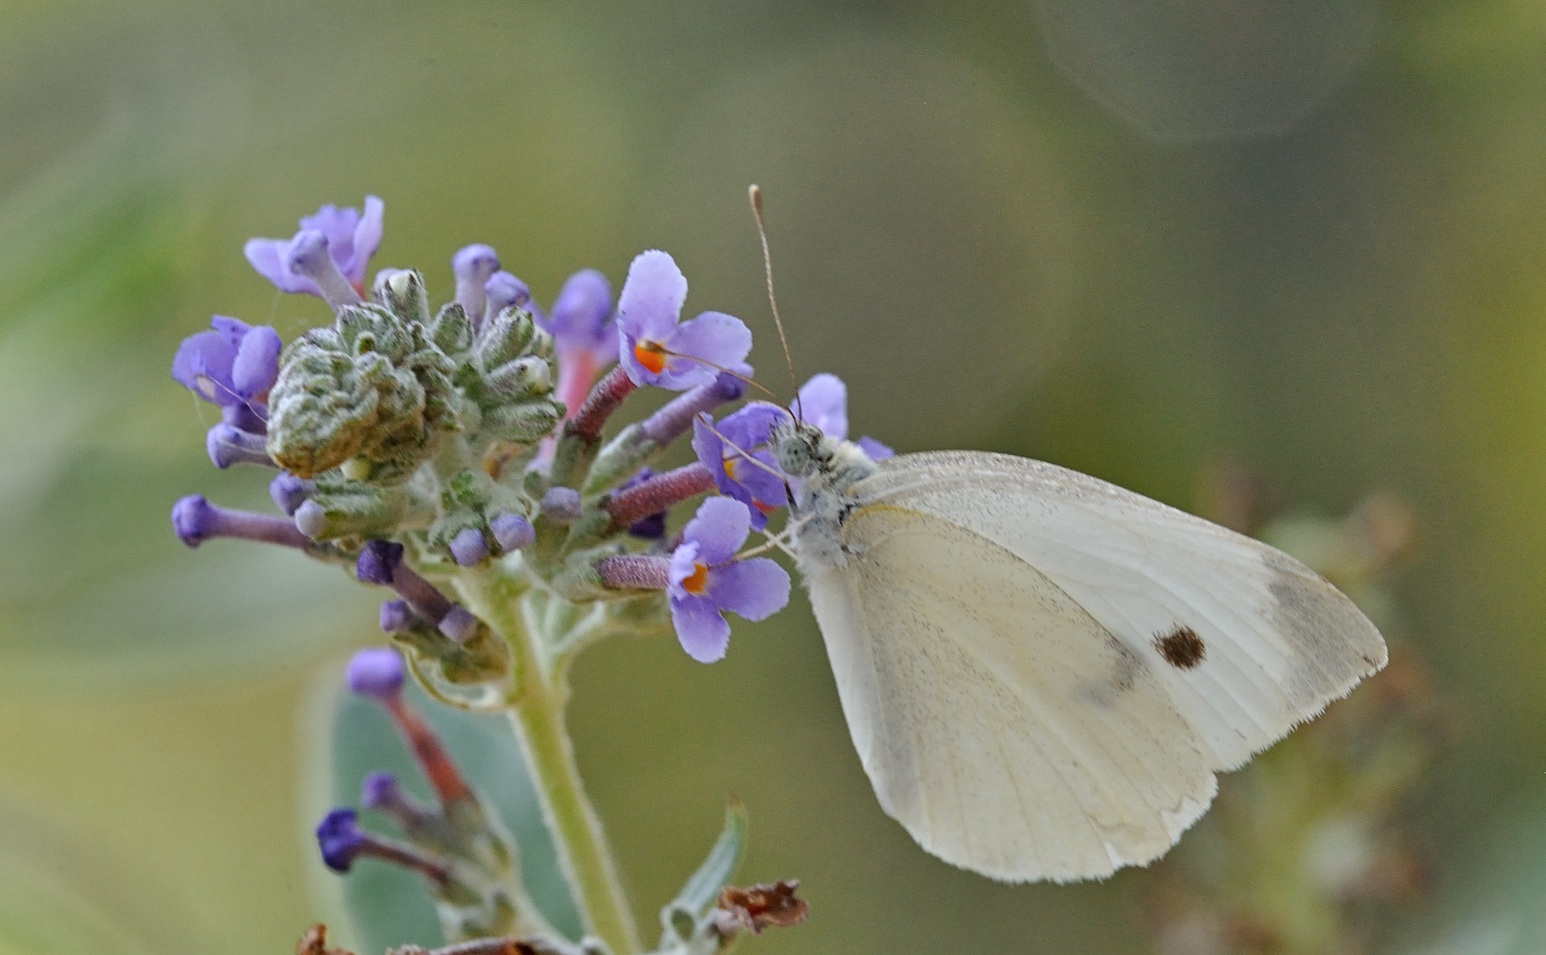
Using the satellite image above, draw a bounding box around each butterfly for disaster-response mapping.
[769,418,1386,883]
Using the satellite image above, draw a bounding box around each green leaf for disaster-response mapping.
[661,800,748,940]
[302,664,582,955]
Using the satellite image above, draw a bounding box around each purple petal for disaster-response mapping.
[691,418,769,531]
[796,373,848,440]
[209,315,252,342]
[708,557,791,622]
[720,402,786,452]
[231,325,283,398]
[484,271,531,316]
[244,237,314,295]
[348,196,385,284]
[682,496,752,566]
[857,435,895,460]
[299,203,359,250]
[171,329,238,404]
[726,450,786,512]
[616,250,687,342]
[659,311,752,389]
[667,539,702,600]
[670,593,732,663]
[550,268,614,356]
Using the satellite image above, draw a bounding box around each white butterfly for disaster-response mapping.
[770,420,1387,883]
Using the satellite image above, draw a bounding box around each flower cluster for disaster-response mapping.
[170,196,879,953]
[171,195,887,674]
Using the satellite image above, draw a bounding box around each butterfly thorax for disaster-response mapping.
[772,420,879,573]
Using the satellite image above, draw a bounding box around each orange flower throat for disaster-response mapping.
[682,562,709,595]
[633,339,668,375]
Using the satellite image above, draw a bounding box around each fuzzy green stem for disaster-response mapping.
[456,572,641,955]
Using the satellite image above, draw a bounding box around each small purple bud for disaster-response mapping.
[490,513,535,552]
[448,527,489,567]
[346,647,405,699]
[452,244,500,320]
[360,771,401,810]
[379,599,416,633]
[437,606,480,644]
[316,808,365,873]
[206,423,274,469]
[483,271,532,322]
[172,495,218,547]
[269,472,312,516]
[171,494,311,549]
[541,487,582,524]
[357,540,405,585]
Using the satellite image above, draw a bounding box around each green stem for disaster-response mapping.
[457,573,641,955]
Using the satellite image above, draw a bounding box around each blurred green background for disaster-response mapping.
[3,0,1545,952]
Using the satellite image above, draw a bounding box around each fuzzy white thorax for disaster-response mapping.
[772,420,879,573]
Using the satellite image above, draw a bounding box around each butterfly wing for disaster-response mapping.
[802,450,1385,882]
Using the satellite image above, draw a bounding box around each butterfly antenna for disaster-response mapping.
[668,352,783,402]
[748,185,803,421]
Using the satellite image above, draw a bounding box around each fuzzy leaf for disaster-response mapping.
[661,800,748,941]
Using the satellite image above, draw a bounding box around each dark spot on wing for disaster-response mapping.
[1155,625,1206,669]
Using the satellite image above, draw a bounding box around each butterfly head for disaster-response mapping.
[771,418,830,478]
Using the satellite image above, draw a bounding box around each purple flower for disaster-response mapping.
[244,196,384,296]
[616,250,751,391]
[691,403,790,530]
[316,808,366,872]
[795,373,893,459]
[668,497,790,663]
[346,647,406,699]
[171,316,282,410]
